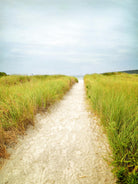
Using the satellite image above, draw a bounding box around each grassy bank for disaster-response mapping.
[84,73,138,184]
[0,75,78,159]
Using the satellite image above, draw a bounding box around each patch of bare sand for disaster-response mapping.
[0,80,116,184]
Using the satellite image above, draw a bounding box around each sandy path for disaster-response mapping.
[0,81,115,184]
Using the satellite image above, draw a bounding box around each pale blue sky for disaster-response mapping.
[0,0,138,75]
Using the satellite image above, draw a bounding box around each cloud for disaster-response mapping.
[0,0,138,74]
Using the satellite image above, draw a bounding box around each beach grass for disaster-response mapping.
[84,73,138,184]
[0,74,78,159]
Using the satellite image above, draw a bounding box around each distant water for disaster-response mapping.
[74,75,84,81]
[74,76,84,83]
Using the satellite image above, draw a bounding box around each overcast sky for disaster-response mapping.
[0,0,138,75]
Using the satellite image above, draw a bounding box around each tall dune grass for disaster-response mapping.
[84,73,138,184]
[0,75,77,159]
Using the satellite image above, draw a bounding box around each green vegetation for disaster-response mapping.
[0,72,7,77]
[0,74,78,159]
[84,73,138,184]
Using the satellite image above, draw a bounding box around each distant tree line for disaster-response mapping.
[0,72,7,77]
[102,70,138,75]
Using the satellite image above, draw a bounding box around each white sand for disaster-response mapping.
[0,81,116,184]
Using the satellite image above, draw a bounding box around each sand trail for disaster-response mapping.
[0,81,115,184]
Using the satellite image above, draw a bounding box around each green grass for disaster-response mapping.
[84,73,138,184]
[0,74,78,158]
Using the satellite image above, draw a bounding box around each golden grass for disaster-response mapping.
[0,75,78,159]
